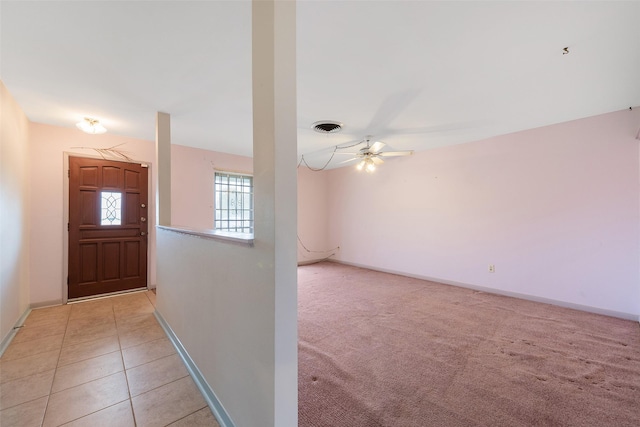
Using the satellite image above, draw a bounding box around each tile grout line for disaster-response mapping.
[0,333,66,363]
[124,297,206,416]
[167,406,210,426]
[125,351,182,374]
[3,292,173,427]
[122,289,159,426]
[57,348,121,369]
[40,305,72,427]
[0,310,66,418]
[48,362,126,395]
[116,305,138,427]
[127,398,137,427]
[53,301,133,426]
[128,367,191,400]
[56,399,131,427]
[46,301,125,426]
[122,291,199,409]
[120,336,169,367]
[128,376,208,425]
[0,380,54,412]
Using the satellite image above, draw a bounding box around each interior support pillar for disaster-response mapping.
[155,111,171,226]
[252,0,298,425]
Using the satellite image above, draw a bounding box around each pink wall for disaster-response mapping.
[297,166,332,263]
[317,109,640,317]
[171,144,252,230]
[29,123,156,305]
[27,123,254,305]
[1,81,31,343]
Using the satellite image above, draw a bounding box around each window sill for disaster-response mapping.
[157,225,254,247]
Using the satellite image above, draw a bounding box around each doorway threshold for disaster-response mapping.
[67,287,148,304]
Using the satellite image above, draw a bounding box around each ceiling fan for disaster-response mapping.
[336,136,413,172]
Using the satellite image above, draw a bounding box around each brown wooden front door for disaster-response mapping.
[68,156,148,299]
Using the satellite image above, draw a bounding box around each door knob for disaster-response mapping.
[141,203,146,208]
[140,231,147,236]
[141,217,147,222]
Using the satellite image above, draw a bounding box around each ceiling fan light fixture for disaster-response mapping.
[342,136,413,172]
[76,117,107,134]
[312,120,343,134]
[366,160,376,173]
[356,157,376,173]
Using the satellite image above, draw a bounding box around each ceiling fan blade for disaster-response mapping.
[336,139,366,150]
[371,156,384,165]
[364,89,422,134]
[379,150,414,157]
[339,157,359,164]
[369,141,386,154]
[377,120,487,137]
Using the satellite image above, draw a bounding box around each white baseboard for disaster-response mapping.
[327,259,639,322]
[0,307,31,357]
[30,299,64,309]
[298,258,328,266]
[153,310,236,427]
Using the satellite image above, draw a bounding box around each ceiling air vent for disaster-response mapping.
[312,120,343,134]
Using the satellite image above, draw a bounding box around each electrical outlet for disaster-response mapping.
[488,264,495,273]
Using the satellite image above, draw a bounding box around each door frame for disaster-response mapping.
[62,152,153,304]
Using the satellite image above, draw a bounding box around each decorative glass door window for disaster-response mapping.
[101,191,122,225]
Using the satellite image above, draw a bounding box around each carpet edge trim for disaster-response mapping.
[328,259,639,322]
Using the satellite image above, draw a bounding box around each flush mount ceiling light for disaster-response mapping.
[76,117,107,134]
[311,120,343,134]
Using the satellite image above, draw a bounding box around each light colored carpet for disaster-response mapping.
[298,262,640,426]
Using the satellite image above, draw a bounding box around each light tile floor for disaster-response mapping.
[0,290,220,427]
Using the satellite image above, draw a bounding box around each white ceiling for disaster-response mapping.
[2,1,639,167]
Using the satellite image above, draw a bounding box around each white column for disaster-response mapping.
[252,0,298,426]
[155,111,171,226]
